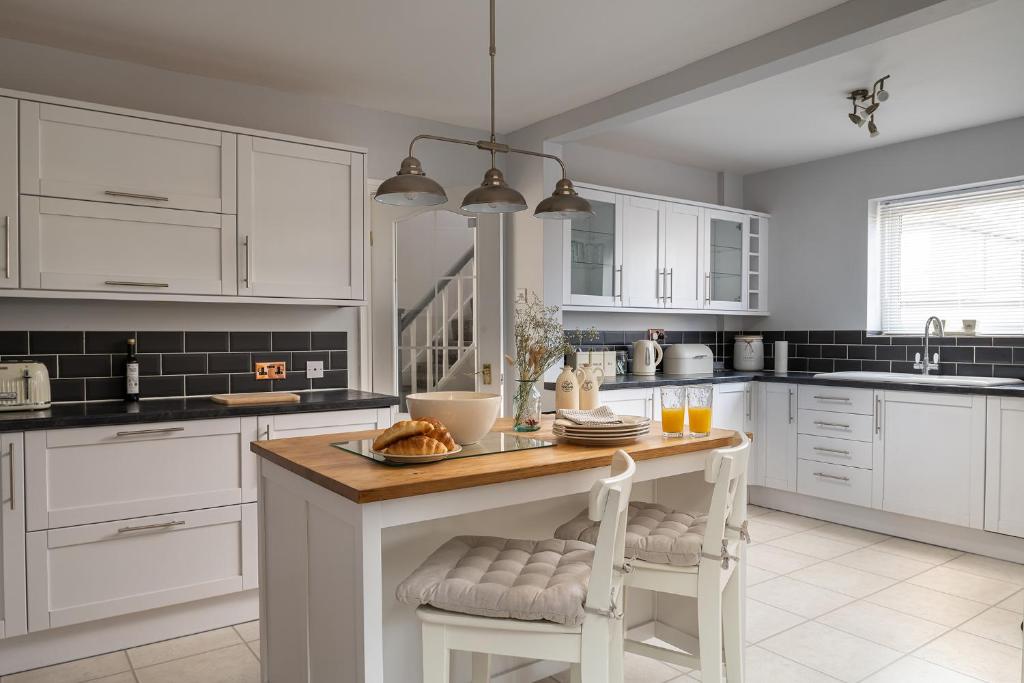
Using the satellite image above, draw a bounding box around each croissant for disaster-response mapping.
[419,417,457,451]
[372,420,434,451]
[385,435,449,456]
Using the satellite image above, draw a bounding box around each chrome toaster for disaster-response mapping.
[0,361,52,411]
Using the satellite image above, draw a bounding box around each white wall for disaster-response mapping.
[395,211,474,311]
[743,116,1024,330]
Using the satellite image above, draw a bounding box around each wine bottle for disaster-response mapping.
[125,338,140,402]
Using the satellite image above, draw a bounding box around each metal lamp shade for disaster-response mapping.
[534,178,594,220]
[460,167,527,213]
[373,156,448,207]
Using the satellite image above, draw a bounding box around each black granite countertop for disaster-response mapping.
[0,389,399,432]
[545,370,1024,396]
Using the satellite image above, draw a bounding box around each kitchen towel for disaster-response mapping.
[556,405,623,425]
[775,341,788,374]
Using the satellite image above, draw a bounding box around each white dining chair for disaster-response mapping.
[396,450,637,683]
[554,432,751,683]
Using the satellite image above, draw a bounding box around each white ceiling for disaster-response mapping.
[0,0,848,132]
[578,0,1024,174]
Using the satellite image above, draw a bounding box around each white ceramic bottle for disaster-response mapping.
[576,364,605,410]
[554,365,580,411]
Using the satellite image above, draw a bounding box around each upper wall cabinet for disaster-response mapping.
[565,187,622,306]
[237,137,363,300]
[0,98,17,290]
[706,208,748,310]
[20,102,236,214]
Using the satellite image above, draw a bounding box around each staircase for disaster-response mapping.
[398,248,476,406]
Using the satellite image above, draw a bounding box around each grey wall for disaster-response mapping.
[743,116,1024,330]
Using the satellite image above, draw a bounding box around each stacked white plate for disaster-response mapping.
[553,415,651,446]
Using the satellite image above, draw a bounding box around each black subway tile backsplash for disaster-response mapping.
[186,374,230,396]
[272,331,311,351]
[808,330,834,344]
[86,377,125,401]
[313,370,348,389]
[835,330,863,344]
[976,347,1012,363]
[185,332,230,353]
[50,378,85,402]
[0,331,28,355]
[161,353,208,375]
[311,331,347,350]
[208,353,251,374]
[230,332,272,352]
[85,331,132,354]
[30,331,83,354]
[138,331,184,353]
[140,375,184,398]
[59,354,111,378]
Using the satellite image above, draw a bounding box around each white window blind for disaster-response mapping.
[879,181,1024,334]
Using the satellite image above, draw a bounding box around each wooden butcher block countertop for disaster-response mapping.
[251,416,743,504]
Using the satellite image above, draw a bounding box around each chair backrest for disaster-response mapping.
[584,450,636,617]
[701,432,750,563]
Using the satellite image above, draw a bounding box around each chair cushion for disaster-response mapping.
[555,502,708,567]
[395,536,594,625]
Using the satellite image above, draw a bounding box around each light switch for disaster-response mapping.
[305,360,325,379]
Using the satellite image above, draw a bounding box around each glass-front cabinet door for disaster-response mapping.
[565,187,622,306]
[705,209,748,310]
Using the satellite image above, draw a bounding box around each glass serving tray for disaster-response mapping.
[332,431,554,466]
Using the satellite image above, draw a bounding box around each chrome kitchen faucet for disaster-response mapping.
[914,316,944,375]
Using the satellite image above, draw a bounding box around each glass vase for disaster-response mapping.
[513,379,542,432]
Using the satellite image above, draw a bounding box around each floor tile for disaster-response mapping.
[907,565,1019,605]
[640,637,693,674]
[746,544,821,574]
[746,505,772,517]
[871,537,963,565]
[767,532,862,560]
[2,652,131,683]
[756,511,828,531]
[748,576,854,618]
[745,565,779,586]
[945,553,1024,586]
[831,547,934,580]
[759,621,901,682]
[233,621,260,642]
[746,518,798,544]
[789,561,897,598]
[862,656,986,682]
[816,600,949,652]
[686,645,842,682]
[127,627,242,669]
[246,640,261,660]
[958,607,1023,648]
[134,644,258,683]
[865,582,988,627]
[999,589,1024,612]
[623,650,680,683]
[746,598,806,642]
[805,523,890,547]
[916,630,1022,683]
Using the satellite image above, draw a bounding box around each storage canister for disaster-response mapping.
[733,335,764,371]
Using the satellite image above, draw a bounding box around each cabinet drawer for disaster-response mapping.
[260,408,383,439]
[20,196,237,295]
[27,504,256,631]
[799,385,874,414]
[798,434,873,470]
[798,409,874,442]
[26,418,255,530]
[20,102,236,213]
[797,460,872,507]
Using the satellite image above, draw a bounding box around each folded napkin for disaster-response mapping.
[556,405,623,425]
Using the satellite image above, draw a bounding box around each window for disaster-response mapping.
[878,180,1024,334]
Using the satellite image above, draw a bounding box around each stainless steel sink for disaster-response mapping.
[813,371,1023,387]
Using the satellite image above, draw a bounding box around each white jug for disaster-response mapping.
[554,365,580,411]
[576,364,604,410]
[632,339,663,376]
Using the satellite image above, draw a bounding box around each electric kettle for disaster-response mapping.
[632,339,663,376]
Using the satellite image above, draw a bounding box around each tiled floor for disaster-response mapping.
[7,506,1024,683]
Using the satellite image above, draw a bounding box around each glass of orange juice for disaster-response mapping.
[660,386,686,437]
[686,384,713,437]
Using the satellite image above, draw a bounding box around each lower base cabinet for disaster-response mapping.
[759,383,797,491]
[600,388,655,419]
[985,396,1024,536]
[0,433,26,640]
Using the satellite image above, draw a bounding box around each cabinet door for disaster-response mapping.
[621,196,662,308]
[705,209,748,310]
[238,137,364,300]
[985,397,1024,537]
[713,383,751,433]
[0,98,17,289]
[600,389,653,419]
[20,101,236,213]
[879,391,985,528]
[662,202,703,309]
[761,383,797,491]
[1,433,27,639]
[566,188,622,307]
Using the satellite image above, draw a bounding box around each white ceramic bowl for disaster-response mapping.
[406,391,502,445]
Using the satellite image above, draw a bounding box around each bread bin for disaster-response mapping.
[734,335,764,371]
[663,344,714,376]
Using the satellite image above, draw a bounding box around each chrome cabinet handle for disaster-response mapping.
[115,427,185,437]
[3,215,9,280]
[104,280,170,288]
[104,190,169,202]
[117,520,185,534]
[813,395,851,403]
[814,421,851,430]
[875,396,882,434]
[656,269,663,301]
[704,273,711,305]
[5,442,13,511]
[813,472,850,482]
[787,388,794,424]
[813,446,851,456]
[242,236,250,287]
[745,386,752,420]
[615,266,624,301]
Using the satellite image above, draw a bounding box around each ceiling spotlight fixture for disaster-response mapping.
[374,0,593,220]
[845,76,890,137]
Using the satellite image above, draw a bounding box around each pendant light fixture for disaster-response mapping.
[373,0,593,220]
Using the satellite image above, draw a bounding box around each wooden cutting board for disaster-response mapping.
[210,392,301,406]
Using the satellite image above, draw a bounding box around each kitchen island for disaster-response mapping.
[251,418,747,683]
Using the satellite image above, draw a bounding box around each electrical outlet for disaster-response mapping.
[305,360,325,379]
[648,328,666,343]
[255,361,286,380]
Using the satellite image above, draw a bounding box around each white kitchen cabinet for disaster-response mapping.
[237,136,365,300]
[20,196,237,296]
[985,396,1024,537]
[878,391,986,529]
[621,196,662,308]
[759,383,797,491]
[713,382,752,433]
[1,433,27,639]
[0,98,17,290]
[705,208,748,310]
[599,388,655,419]
[662,202,704,308]
[257,408,393,441]
[565,187,622,306]
[20,101,236,213]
